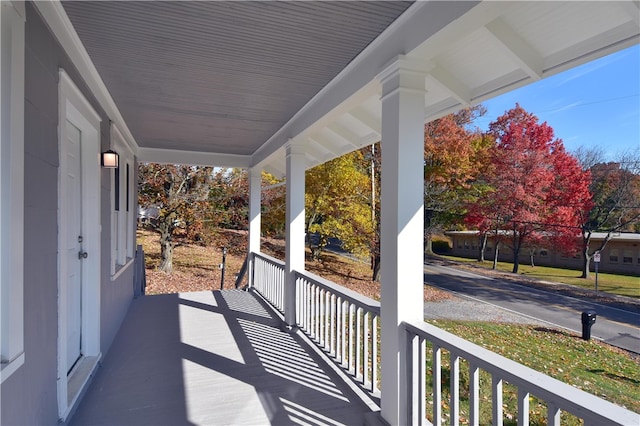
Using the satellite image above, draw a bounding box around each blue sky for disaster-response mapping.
[473,44,640,160]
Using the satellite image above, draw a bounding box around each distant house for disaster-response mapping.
[445,231,640,275]
[138,205,160,225]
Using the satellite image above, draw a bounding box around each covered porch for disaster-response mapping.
[70,289,378,425]
[6,1,637,424]
[69,256,637,425]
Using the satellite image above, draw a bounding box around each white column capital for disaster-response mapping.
[377,55,430,102]
[3,1,26,19]
[285,138,306,158]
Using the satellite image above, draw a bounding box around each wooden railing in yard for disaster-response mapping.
[249,251,638,426]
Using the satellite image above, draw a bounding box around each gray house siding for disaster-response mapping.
[1,4,133,425]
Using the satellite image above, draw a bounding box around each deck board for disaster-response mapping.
[70,290,374,425]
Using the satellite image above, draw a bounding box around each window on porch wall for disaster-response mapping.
[110,125,134,275]
[0,0,25,382]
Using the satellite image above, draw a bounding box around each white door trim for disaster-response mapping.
[57,69,102,421]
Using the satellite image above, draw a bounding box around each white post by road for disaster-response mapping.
[378,57,426,425]
[285,140,306,327]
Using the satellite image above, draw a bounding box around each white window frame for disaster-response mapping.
[110,124,135,278]
[0,0,25,384]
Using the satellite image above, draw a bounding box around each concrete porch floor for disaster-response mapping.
[69,290,376,425]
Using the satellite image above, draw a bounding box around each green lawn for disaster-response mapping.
[440,255,640,299]
[426,320,640,425]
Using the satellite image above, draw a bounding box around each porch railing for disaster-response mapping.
[403,320,639,426]
[250,252,380,394]
[249,252,637,425]
[295,270,380,394]
[252,252,285,314]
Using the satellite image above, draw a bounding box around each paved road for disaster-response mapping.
[423,262,640,354]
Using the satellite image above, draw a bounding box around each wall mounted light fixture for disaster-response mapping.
[101,149,119,168]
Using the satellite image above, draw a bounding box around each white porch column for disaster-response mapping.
[284,140,306,327]
[247,167,261,287]
[378,58,426,425]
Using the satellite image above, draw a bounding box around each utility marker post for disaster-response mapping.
[593,251,601,296]
[220,247,227,290]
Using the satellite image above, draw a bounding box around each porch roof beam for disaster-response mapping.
[250,1,480,169]
[303,138,332,165]
[137,147,251,168]
[484,18,544,81]
[345,109,381,137]
[428,64,472,106]
[325,123,363,150]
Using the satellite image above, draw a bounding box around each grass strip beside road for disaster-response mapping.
[440,255,640,299]
[427,320,640,424]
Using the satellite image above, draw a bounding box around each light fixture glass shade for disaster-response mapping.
[101,150,119,168]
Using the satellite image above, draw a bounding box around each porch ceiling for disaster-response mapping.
[57,1,639,177]
[61,1,412,163]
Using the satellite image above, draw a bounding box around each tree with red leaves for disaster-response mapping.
[465,104,592,273]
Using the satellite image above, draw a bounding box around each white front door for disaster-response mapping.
[63,119,83,373]
[58,69,102,421]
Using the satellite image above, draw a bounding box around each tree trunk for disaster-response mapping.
[530,251,535,267]
[424,234,433,255]
[478,233,487,262]
[512,247,520,273]
[511,225,520,273]
[581,245,591,279]
[493,242,499,270]
[372,254,381,282]
[159,224,175,273]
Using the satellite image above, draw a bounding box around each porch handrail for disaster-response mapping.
[250,253,637,425]
[295,269,380,394]
[403,320,639,426]
[252,252,286,314]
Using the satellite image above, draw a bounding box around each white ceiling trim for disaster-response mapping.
[345,109,381,137]
[485,18,543,81]
[137,148,250,168]
[250,1,480,169]
[325,123,363,150]
[304,139,332,165]
[34,1,139,156]
[308,134,345,157]
[619,1,640,28]
[427,65,472,106]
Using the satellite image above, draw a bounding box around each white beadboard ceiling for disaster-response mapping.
[58,1,639,177]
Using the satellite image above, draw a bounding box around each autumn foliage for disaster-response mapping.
[305,150,374,260]
[465,104,592,273]
[423,106,491,252]
[576,151,640,277]
[138,164,213,272]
